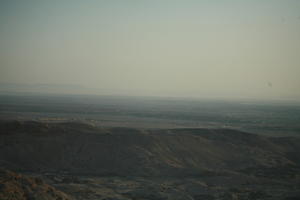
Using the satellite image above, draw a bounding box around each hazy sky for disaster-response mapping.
[1,0,300,100]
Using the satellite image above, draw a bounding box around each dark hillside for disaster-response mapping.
[0,121,299,178]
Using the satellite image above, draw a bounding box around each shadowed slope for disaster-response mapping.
[0,121,299,178]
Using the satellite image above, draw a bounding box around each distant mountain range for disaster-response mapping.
[0,83,92,95]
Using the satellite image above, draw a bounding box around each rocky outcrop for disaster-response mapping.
[0,169,71,200]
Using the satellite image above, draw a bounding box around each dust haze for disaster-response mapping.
[1,0,300,100]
